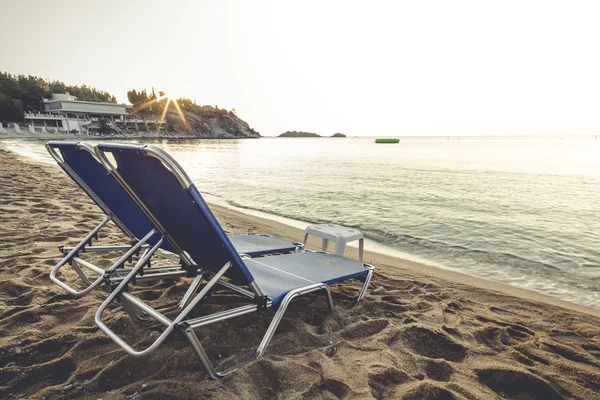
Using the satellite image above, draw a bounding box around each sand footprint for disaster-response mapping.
[339,318,390,341]
[540,339,600,368]
[582,344,600,360]
[476,367,563,400]
[474,325,530,351]
[367,365,412,399]
[315,379,352,398]
[396,381,465,400]
[0,356,77,398]
[423,359,455,382]
[388,325,468,363]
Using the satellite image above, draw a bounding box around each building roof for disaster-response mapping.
[43,99,128,115]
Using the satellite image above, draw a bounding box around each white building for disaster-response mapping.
[24,93,165,134]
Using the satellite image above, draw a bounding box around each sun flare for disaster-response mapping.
[129,88,190,133]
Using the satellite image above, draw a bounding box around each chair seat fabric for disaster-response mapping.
[244,252,368,306]
[229,235,298,257]
[55,143,170,251]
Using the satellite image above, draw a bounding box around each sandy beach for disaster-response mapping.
[1,146,600,399]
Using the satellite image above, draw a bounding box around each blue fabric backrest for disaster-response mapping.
[50,143,168,250]
[96,144,254,285]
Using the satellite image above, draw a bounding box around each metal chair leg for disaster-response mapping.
[357,264,375,302]
[121,292,155,323]
[255,283,333,359]
[179,274,204,309]
[184,328,240,379]
[182,282,333,379]
[49,216,111,296]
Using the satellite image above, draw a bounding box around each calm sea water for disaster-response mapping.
[5,136,600,309]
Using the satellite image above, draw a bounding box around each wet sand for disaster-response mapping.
[1,147,600,399]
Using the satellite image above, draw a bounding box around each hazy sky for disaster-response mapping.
[1,0,600,136]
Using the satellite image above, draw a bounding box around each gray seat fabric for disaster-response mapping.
[244,252,368,305]
[229,235,298,257]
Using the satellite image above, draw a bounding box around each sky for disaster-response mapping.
[1,0,600,136]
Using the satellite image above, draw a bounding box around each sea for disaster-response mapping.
[4,136,600,309]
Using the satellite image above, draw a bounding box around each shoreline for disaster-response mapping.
[209,202,600,318]
[2,146,600,398]
[0,132,234,140]
[3,140,599,318]
[206,194,600,317]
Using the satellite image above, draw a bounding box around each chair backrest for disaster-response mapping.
[95,143,254,285]
[46,141,168,250]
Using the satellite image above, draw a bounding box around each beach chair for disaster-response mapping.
[94,143,374,378]
[46,141,302,298]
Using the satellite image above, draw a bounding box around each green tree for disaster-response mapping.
[17,75,50,111]
[48,80,66,94]
[0,94,23,123]
[0,71,117,112]
[127,89,150,108]
[0,72,21,98]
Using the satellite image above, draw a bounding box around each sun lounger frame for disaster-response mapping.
[93,143,374,378]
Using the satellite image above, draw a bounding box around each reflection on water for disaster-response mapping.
[6,136,600,309]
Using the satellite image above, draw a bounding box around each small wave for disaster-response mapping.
[362,229,600,308]
[220,199,600,308]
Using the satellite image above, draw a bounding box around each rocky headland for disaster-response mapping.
[165,107,260,139]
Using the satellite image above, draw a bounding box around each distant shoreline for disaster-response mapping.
[2,131,596,141]
[0,131,257,141]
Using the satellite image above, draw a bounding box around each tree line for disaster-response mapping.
[0,70,240,128]
[0,71,116,123]
[126,87,234,119]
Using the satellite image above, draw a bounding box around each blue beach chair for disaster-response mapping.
[94,143,374,378]
[46,141,302,298]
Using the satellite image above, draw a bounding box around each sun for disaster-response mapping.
[155,91,190,133]
[130,86,191,133]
